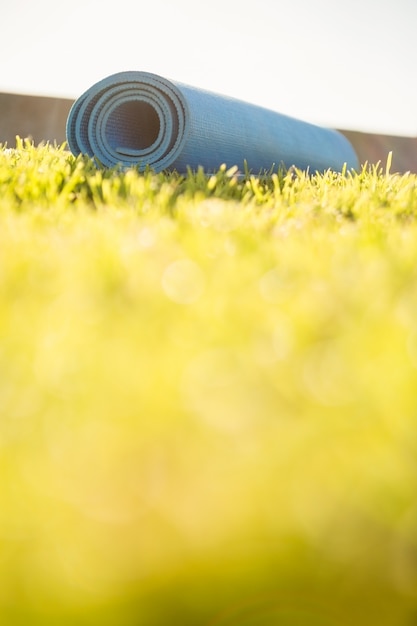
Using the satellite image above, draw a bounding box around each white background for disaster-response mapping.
[1,0,416,135]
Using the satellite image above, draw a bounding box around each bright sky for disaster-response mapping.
[2,0,416,136]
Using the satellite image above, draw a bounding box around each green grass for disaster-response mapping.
[1,139,417,625]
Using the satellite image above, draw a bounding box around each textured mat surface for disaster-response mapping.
[66,71,359,173]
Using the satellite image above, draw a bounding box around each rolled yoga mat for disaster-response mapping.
[66,71,359,173]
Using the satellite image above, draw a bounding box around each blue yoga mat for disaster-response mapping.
[66,71,359,173]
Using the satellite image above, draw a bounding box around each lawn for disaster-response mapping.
[1,140,417,625]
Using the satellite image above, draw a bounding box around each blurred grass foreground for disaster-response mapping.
[1,141,417,625]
